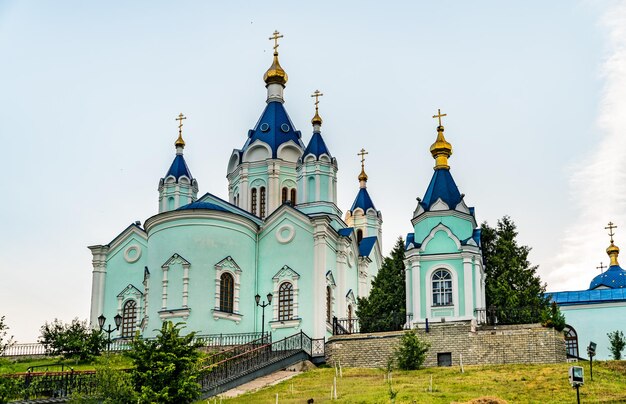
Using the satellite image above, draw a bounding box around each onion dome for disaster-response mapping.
[164,113,193,181]
[263,51,288,86]
[430,126,452,169]
[589,223,626,289]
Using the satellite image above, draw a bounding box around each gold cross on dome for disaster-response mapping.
[432,108,447,127]
[597,262,607,273]
[176,113,187,134]
[311,90,324,109]
[358,148,368,167]
[269,30,284,52]
[605,221,618,243]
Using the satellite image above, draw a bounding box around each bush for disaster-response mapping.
[541,302,566,332]
[394,330,430,370]
[69,355,136,404]
[39,318,106,361]
[0,317,14,356]
[608,330,626,360]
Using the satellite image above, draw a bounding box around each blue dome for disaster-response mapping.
[240,101,304,158]
[589,265,626,289]
[350,188,377,213]
[421,168,462,211]
[303,132,332,160]
[177,201,227,212]
[165,154,193,181]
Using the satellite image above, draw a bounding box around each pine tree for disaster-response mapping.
[356,237,406,332]
[481,216,558,327]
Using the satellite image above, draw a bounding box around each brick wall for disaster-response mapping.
[326,322,566,368]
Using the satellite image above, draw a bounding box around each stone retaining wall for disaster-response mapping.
[326,322,566,368]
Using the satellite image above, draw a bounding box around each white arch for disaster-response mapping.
[420,223,461,252]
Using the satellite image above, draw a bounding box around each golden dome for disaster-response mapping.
[311,110,323,126]
[263,52,288,86]
[175,113,186,149]
[358,167,368,183]
[607,243,620,267]
[430,125,453,169]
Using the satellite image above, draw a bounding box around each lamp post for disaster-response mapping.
[98,313,122,351]
[255,293,273,341]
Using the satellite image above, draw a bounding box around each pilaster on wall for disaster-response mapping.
[88,245,110,329]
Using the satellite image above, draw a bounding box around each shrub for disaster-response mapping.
[394,330,430,370]
[607,330,626,360]
[39,318,106,361]
[541,302,566,332]
[69,355,136,404]
[0,317,14,356]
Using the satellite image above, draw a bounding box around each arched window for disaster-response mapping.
[260,187,266,218]
[432,270,453,306]
[167,197,175,211]
[250,188,257,215]
[290,189,296,205]
[219,273,234,313]
[564,325,579,358]
[326,285,332,323]
[357,229,363,244]
[282,187,288,203]
[121,300,137,338]
[278,282,294,321]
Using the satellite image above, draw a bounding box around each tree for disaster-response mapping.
[481,216,560,328]
[607,330,626,360]
[393,330,430,370]
[0,316,14,356]
[126,321,202,404]
[356,237,406,333]
[39,318,106,361]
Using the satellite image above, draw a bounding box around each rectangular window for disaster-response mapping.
[437,352,452,367]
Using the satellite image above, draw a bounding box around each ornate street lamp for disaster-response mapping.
[98,313,123,351]
[255,292,273,341]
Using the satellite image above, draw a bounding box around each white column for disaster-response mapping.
[411,260,421,321]
[240,167,249,212]
[161,267,169,309]
[463,256,473,317]
[312,223,327,339]
[88,246,109,329]
[182,263,190,308]
[315,164,321,202]
[404,262,412,321]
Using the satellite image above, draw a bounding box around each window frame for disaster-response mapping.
[432,269,453,307]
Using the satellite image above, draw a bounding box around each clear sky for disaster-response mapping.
[1,1,625,342]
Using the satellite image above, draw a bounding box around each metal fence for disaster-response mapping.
[474,306,543,326]
[3,370,97,402]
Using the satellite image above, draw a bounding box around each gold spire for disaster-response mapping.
[358,148,369,186]
[429,108,453,170]
[605,222,620,266]
[311,90,324,126]
[175,113,187,149]
[263,31,288,86]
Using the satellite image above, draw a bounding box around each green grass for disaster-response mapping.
[217,361,626,403]
[0,353,133,374]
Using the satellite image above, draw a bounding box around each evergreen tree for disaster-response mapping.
[357,237,406,332]
[481,216,559,327]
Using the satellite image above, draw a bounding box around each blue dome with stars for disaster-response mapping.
[589,265,626,289]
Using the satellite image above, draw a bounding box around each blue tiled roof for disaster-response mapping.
[547,288,626,305]
[165,154,193,181]
[350,188,377,213]
[241,101,304,158]
[421,169,462,211]
[176,201,227,212]
[338,228,354,237]
[359,236,377,256]
[303,132,332,160]
[589,265,626,289]
[405,233,422,250]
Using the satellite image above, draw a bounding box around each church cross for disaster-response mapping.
[432,108,447,127]
[358,148,368,168]
[176,113,187,135]
[597,262,607,273]
[311,90,324,110]
[605,221,618,243]
[269,30,284,52]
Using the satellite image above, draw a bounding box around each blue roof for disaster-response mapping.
[241,101,305,158]
[421,169,462,211]
[176,201,227,212]
[405,233,416,250]
[303,132,332,160]
[547,288,626,305]
[350,188,377,213]
[359,236,377,256]
[165,154,193,181]
[589,265,626,289]
[338,228,354,237]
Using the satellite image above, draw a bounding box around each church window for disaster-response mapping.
[432,269,453,306]
[251,188,257,215]
[260,187,266,218]
[357,229,363,244]
[307,176,315,202]
[290,188,296,204]
[282,187,288,203]
[278,282,294,321]
[167,197,175,211]
[219,273,234,313]
[121,300,137,338]
[564,325,579,358]
[326,285,332,323]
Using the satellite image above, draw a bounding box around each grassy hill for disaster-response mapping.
[219,361,626,403]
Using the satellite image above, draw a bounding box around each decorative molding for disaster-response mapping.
[325,270,336,287]
[270,318,301,330]
[212,310,243,324]
[123,244,142,263]
[275,224,296,244]
[158,308,190,320]
[214,256,242,314]
[420,223,461,252]
[430,198,450,211]
[272,265,300,281]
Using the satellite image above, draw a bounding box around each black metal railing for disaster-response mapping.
[202,333,271,368]
[332,317,359,335]
[474,306,543,326]
[3,370,97,401]
[332,314,413,335]
[199,331,324,392]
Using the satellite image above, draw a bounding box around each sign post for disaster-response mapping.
[587,341,596,381]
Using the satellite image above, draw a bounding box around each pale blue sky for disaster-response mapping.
[1,1,623,342]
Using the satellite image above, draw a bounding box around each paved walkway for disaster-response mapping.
[217,370,302,398]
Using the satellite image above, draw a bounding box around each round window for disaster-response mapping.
[280,123,290,132]
[260,123,270,132]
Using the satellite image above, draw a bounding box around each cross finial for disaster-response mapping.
[597,262,607,273]
[358,148,368,167]
[606,221,618,243]
[432,108,447,127]
[176,113,187,136]
[311,90,324,110]
[269,30,283,53]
